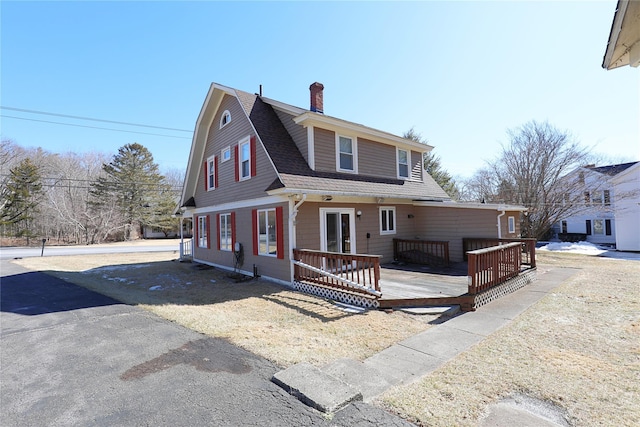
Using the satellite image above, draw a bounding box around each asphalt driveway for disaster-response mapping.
[0,261,411,426]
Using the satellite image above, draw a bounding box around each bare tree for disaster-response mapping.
[462,121,594,239]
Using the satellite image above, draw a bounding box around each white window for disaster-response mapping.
[397,148,409,179]
[593,219,604,235]
[257,208,277,256]
[219,213,232,251]
[508,216,515,233]
[220,110,231,128]
[206,156,215,191]
[239,137,251,180]
[379,207,396,235]
[221,146,231,163]
[336,135,356,173]
[197,216,208,248]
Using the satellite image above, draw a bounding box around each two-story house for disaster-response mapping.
[179,82,526,296]
[553,162,639,248]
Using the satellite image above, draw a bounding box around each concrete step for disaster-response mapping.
[321,358,393,402]
[272,362,362,413]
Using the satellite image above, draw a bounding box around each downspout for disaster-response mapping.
[497,208,506,240]
[289,193,307,284]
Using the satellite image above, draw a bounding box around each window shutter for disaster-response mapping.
[586,220,592,235]
[252,209,258,255]
[250,136,257,177]
[214,156,219,188]
[216,213,221,250]
[234,145,239,182]
[206,215,211,249]
[203,161,208,190]
[276,206,284,259]
[231,212,236,250]
[605,219,612,236]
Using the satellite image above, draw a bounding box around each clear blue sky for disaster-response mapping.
[1,1,638,179]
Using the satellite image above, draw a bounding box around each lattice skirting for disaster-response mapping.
[293,281,380,309]
[471,268,537,310]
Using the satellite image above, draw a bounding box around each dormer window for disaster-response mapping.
[220,110,231,128]
[397,148,409,179]
[336,135,357,173]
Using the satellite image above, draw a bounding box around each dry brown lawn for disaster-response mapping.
[12,250,640,426]
[12,253,431,367]
[378,251,640,426]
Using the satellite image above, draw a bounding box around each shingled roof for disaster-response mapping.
[588,161,639,176]
[235,88,451,201]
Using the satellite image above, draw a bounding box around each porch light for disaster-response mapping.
[357,211,362,219]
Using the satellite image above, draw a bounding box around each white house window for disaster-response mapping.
[337,135,356,172]
[207,156,215,191]
[508,216,515,233]
[258,208,277,256]
[220,110,231,128]
[239,138,251,180]
[219,213,232,251]
[379,207,396,235]
[197,216,208,248]
[397,148,409,179]
[221,146,231,163]
[593,219,604,235]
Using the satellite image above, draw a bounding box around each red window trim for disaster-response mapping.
[252,209,258,256]
[216,213,221,251]
[250,136,257,177]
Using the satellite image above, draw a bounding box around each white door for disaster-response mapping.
[320,208,356,254]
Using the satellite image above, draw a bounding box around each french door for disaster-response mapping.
[320,208,356,255]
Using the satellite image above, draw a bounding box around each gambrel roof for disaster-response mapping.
[181,83,451,206]
[587,161,639,176]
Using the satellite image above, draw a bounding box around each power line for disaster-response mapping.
[1,115,192,140]
[1,106,192,132]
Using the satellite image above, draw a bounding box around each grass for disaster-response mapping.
[11,250,639,425]
[377,252,640,426]
[12,253,431,367]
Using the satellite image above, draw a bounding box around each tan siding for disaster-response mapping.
[193,203,291,283]
[295,202,416,263]
[414,207,501,262]
[411,150,423,181]
[274,109,308,164]
[194,94,279,208]
[357,138,396,178]
[313,128,336,172]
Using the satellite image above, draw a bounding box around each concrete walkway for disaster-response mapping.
[273,267,578,425]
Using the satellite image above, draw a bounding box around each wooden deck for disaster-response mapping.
[378,262,468,301]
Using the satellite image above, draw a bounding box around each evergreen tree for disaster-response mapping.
[90,143,164,240]
[403,128,459,199]
[1,158,43,242]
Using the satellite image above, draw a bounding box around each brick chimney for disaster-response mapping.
[309,82,324,113]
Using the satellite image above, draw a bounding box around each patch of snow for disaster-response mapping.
[538,241,640,261]
[92,264,151,272]
[149,285,162,291]
[538,241,607,255]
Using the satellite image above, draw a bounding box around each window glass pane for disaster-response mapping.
[388,209,394,231]
[398,150,407,163]
[399,164,409,178]
[340,153,353,170]
[594,219,604,234]
[339,137,352,154]
[381,210,387,231]
[241,142,250,178]
[268,210,277,255]
[258,211,267,254]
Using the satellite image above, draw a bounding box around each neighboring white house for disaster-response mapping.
[554,162,639,248]
[610,161,640,251]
